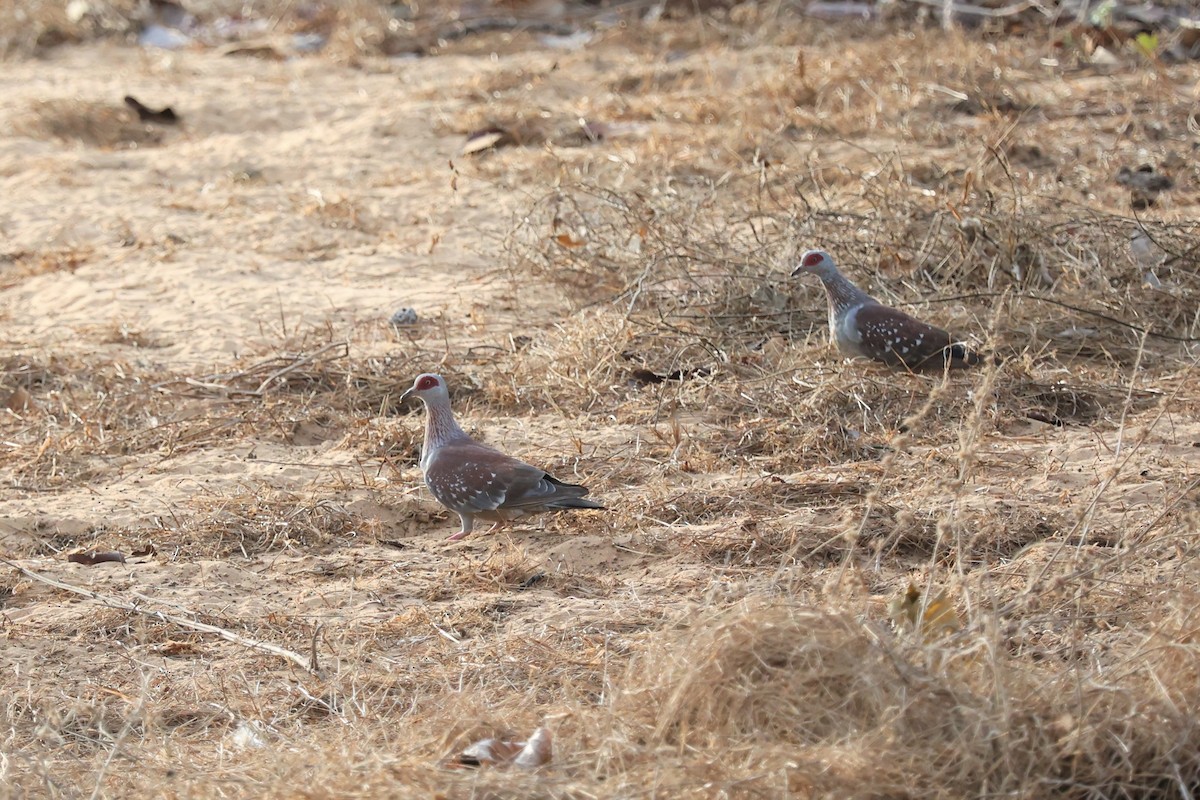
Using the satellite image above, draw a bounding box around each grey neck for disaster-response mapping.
[422,398,467,466]
[816,268,874,319]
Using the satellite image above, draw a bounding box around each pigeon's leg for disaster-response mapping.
[447,513,474,541]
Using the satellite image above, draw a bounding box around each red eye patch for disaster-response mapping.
[417,375,439,390]
[803,252,824,268]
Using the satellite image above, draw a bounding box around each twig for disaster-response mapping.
[153,342,350,398]
[310,622,325,674]
[252,341,350,395]
[435,16,578,41]
[899,0,1038,17]
[432,623,462,644]
[961,353,1200,633]
[0,556,320,676]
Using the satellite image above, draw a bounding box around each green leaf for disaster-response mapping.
[1135,31,1159,58]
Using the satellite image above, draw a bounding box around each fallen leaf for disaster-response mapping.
[123,95,178,125]
[889,582,961,638]
[554,233,586,248]
[1134,31,1159,58]
[5,387,36,413]
[67,550,127,566]
[462,128,511,155]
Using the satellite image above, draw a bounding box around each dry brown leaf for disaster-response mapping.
[67,550,127,566]
[159,640,203,656]
[554,233,586,248]
[5,386,36,413]
[889,583,961,638]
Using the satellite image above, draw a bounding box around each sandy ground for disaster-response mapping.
[2,10,1200,797]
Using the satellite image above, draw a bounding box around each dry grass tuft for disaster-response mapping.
[605,591,1200,797]
[0,247,93,290]
[11,100,168,149]
[181,490,372,558]
[622,599,896,747]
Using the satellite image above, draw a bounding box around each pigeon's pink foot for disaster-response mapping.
[447,530,470,542]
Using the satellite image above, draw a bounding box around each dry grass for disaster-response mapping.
[3,2,1200,798]
[9,100,168,149]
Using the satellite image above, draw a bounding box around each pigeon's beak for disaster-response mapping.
[790,264,805,277]
[400,387,414,403]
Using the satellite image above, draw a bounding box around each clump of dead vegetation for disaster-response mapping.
[9,99,170,149]
[603,591,1200,796]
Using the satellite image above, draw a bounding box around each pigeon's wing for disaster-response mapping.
[424,441,587,515]
[423,442,525,515]
[852,303,963,370]
[502,470,592,510]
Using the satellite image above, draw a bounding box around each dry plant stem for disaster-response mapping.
[88,675,149,800]
[1113,332,1150,459]
[0,557,319,676]
[251,341,350,396]
[1038,335,1150,585]
[976,355,1200,631]
[310,622,325,674]
[159,341,350,397]
[941,296,1007,621]
[861,373,959,575]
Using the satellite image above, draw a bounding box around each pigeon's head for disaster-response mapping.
[790,249,837,278]
[402,373,449,404]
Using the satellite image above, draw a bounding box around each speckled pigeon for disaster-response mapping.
[401,373,604,540]
[791,249,983,372]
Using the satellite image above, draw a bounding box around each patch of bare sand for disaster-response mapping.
[0,45,535,369]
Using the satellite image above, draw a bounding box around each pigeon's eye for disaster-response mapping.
[417,376,439,390]
[803,252,824,267]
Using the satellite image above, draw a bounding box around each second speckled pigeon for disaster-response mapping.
[401,373,604,540]
[791,249,983,372]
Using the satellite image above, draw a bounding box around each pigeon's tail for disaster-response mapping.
[945,343,981,369]
[544,475,605,511]
[550,497,606,511]
[944,343,1006,370]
